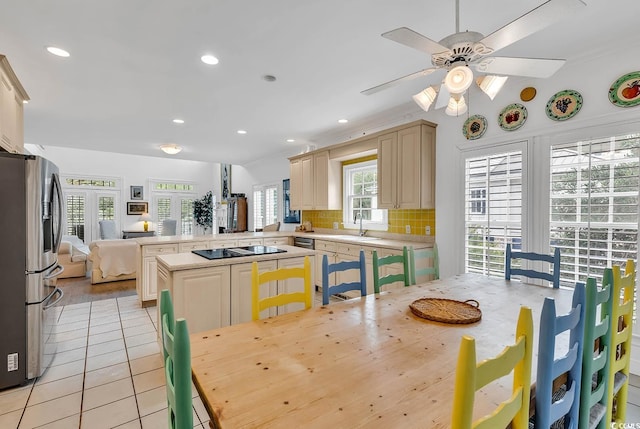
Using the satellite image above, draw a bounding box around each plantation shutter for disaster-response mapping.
[465,149,523,277]
[550,134,640,284]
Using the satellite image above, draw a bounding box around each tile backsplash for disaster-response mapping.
[301,209,435,236]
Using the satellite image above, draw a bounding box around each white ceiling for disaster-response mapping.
[1,0,637,165]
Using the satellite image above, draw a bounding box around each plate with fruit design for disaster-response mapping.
[498,103,527,131]
[609,71,640,107]
[462,115,487,140]
[546,89,583,121]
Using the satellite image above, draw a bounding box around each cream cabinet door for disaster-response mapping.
[237,238,263,246]
[377,131,398,209]
[230,260,278,324]
[289,158,302,211]
[396,125,422,209]
[178,241,208,252]
[140,243,179,302]
[301,155,314,210]
[314,240,337,288]
[208,239,238,248]
[172,266,231,333]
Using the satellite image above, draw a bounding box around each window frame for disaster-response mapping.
[252,182,280,230]
[342,160,388,232]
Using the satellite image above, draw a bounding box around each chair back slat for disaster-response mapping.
[409,244,439,285]
[606,260,636,424]
[373,247,410,293]
[535,283,585,429]
[251,256,312,320]
[159,289,193,429]
[322,251,367,305]
[579,275,613,429]
[451,306,533,429]
[505,244,561,288]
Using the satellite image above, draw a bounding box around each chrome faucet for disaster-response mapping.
[354,212,366,236]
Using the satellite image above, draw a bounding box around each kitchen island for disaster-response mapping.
[156,244,316,333]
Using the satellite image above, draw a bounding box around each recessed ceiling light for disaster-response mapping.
[172,119,184,124]
[46,46,70,57]
[262,75,277,82]
[237,130,247,135]
[201,54,219,65]
[22,100,28,104]
[286,139,295,143]
[338,119,349,124]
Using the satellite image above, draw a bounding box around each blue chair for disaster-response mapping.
[160,289,193,429]
[409,244,439,285]
[372,247,410,293]
[505,243,561,288]
[322,250,367,305]
[535,283,585,429]
[578,273,613,429]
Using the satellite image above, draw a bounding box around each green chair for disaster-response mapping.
[606,260,635,424]
[372,247,410,293]
[409,243,439,285]
[160,289,193,429]
[578,274,613,429]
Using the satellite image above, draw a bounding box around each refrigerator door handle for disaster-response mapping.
[44,264,64,280]
[43,287,64,310]
[51,173,63,253]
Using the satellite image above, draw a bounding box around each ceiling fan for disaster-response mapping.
[362,0,586,116]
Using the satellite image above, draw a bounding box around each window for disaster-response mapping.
[62,175,121,242]
[343,160,387,231]
[150,180,198,235]
[253,183,279,230]
[464,148,524,277]
[550,134,640,284]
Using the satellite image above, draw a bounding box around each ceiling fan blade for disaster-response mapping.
[479,0,586,54]
[382,27,449,55]
[475,57,566,78]
[361,68,437,95]
[435,84,450,110]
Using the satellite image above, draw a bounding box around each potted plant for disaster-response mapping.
[193,191,213,234]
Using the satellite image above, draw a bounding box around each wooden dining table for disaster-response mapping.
[189,273,574,429]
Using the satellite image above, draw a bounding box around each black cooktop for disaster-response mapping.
[192,245,287,260]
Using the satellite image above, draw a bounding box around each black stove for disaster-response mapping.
[192,245,286,260]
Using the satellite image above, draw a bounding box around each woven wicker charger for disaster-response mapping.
[409,298,482,324]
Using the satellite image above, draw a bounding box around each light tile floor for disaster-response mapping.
[1,292,640,428]
[0,295,211,429]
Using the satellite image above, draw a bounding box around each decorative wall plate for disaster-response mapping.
[520,87,537,102]
[545,89,583,121]
[462,115,487,140]
[498,103,527,131]
[609,71,640,107]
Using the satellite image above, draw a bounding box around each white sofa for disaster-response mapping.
[88,239,137,284]
[58,239,88,278]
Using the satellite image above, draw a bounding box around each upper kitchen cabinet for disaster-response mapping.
[0,56,29,154]
[377,122,436,209]
[289,150,341,211]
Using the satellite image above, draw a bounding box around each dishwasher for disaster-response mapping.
[293,236,315,250]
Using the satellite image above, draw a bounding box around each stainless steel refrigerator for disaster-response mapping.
[0,152,64,389]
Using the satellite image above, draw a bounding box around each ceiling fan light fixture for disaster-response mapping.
[444,65,473,94]
[476,75,508,100]
[412,86,438,112]
[445,95,467,117]
[160,144,182,155]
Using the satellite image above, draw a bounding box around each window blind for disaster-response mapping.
[465,150,523,277]
[550,134,640,284]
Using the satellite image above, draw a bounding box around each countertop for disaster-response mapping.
[156,245,316,272]
[136,230,432,250]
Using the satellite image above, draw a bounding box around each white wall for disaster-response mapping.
[26,145,217,231]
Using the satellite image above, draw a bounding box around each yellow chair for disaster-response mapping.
[451,306,533,429]
[251,256,312,320]
[606,260,635,424]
